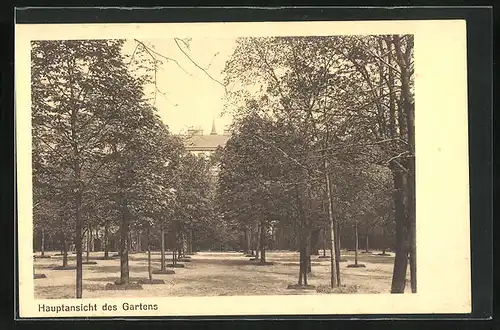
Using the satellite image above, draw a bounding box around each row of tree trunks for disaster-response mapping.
[37,226,232,256]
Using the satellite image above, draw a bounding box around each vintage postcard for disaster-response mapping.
[15,19,471,318]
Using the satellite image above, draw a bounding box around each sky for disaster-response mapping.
[122,38,237,135]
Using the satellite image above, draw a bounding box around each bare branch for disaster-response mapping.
[173,38,228,93]
[134,39,193,77]
[386,151,410,165]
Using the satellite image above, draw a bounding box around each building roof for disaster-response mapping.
[183,134,230,151]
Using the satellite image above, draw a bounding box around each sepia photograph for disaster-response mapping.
[16,20,471,317]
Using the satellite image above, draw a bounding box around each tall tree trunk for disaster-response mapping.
[75,192,83,298]
[147,226,152,282]
[334,203,342,286]
[304,232,310,284]
[255,222,260,259]
[365,235,369,253]
[298,246,304,286]
[137,230,142,253]
[394,34,416,293]
[251,228,256,256]
[325,162,338,288]
[86,226,90,263]
[172,229,177,266]
[104,223,109,258]
[70,62,84,299]
[246,227,251,253]
[41,228,45,257]
[381,223,386,255]
[354,222,359,266]
[260,220,266,264]
[335,226,341,286]
[62,238,68,267]
[119,197,130,285]
[160,225,165,271]
[323,228,326,257]
[188,230,193,255]
[383,36,410,293]
[390,167,409,293]
[181,231,187,257]
[90,226,94,252]
[60,233,64,255]
[243,227,249,253]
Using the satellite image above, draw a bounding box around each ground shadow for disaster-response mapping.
[87,276,174,283]
[87,265,151,273]
[188,258,261,267]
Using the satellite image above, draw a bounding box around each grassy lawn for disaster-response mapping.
[33,250,411,299]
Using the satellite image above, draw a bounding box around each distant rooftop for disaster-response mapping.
[182,121,231,151]
[183,134,230,151]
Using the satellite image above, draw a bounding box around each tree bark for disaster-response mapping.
[365,235,369,253]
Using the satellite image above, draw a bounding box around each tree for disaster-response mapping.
[31,39,157,296]
[331,35,415,292]
[222,35,414,292]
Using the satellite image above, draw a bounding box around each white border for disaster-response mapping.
[15,20,471,318]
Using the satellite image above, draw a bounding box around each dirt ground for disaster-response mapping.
[33,250,411,299]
